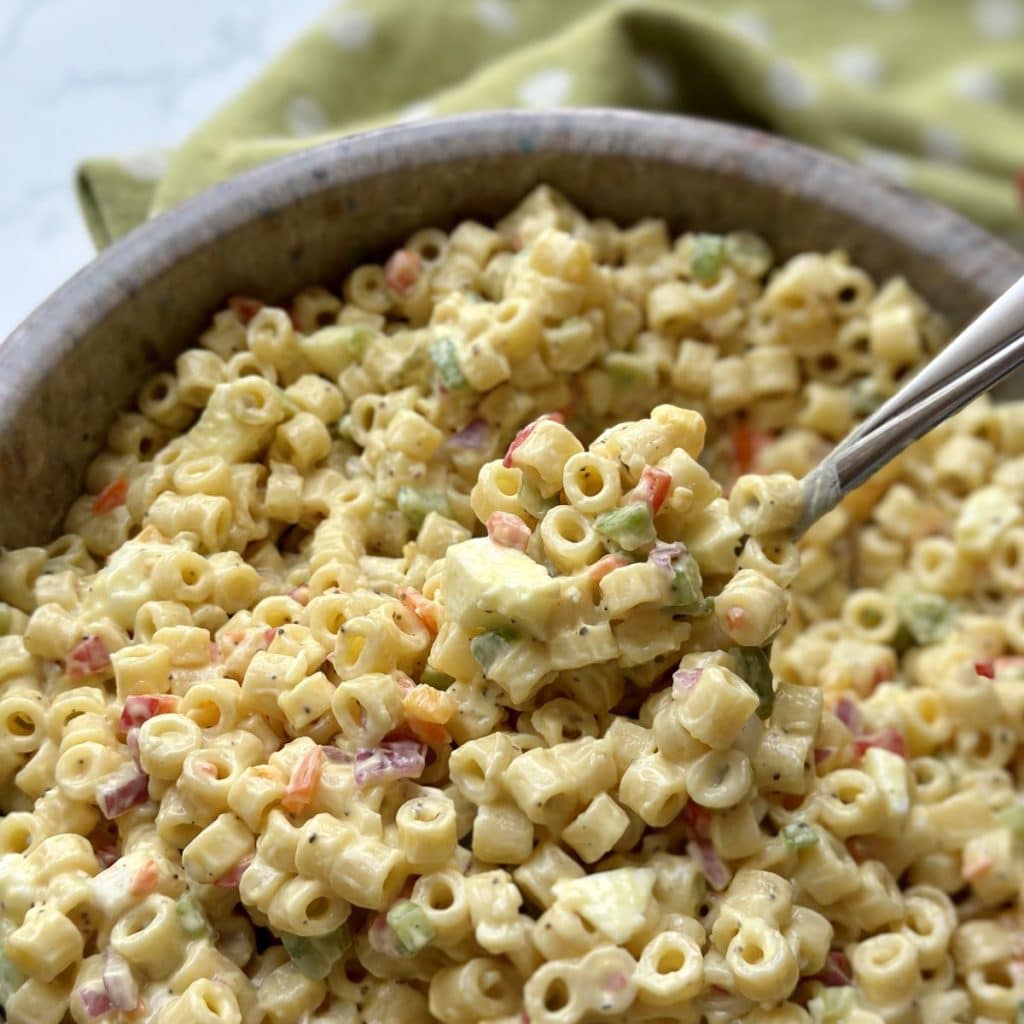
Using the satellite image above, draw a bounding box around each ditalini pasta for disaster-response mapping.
[0,186,1019,1024]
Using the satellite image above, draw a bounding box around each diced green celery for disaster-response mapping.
[731,645,775,719]
[0,950,25,1003]
[781,822,819,850]
[897,592,952,646]
[274,386,301,417]
[386,899,435,955]
[301,324,375,377]
[690,234,726,283]
[281,926,351,980]
[470,629,516,672]
[421,667,455,690]
[724,232,773,278]
[603,352,658,388]
[594,502,656,552]
[1017,998,1024,1024]
[998,803,1024,837]
[397,487,450,531]
[518,479,558,519]
[428,337,468,390]
[175,893,210,937]
[817,987,857,1022]
[671,554,711,615]
[0,604,10,636]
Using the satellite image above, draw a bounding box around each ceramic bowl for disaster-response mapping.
[2,109,1022,548]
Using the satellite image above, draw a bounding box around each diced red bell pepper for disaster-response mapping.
[215,854,254,889]
[397,587,440,635]
[384,249,423,296]
[870,663,894,689]
[853,729,907,759]
[486,512,531,551]
[730,421,771,477]
[406,717,451,747]
[227,295,264,325]
[630,466,672,515]
[282,746,324,813]
[503,412,566,468]
[974,660,995,679]
[118,695,179,733]
[129,860,160,896]
[589,554,628,583]
[96,770,150,820]
[91,478,129,516]
[68,636,111,680]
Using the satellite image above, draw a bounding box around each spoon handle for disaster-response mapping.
[834,274,1024,459]
[797,277,1024,536]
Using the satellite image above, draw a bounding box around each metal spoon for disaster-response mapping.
[796,274,1024,537]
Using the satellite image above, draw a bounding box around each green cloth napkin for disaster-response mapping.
[77,0,1024,249]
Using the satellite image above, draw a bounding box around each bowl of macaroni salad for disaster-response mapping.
[2,112,1024,1024]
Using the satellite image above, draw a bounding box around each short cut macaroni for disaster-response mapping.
[0,186,1020,1024]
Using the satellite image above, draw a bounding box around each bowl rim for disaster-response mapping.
[3,108,1022,422]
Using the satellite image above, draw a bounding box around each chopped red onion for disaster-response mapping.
[649,542,685,572]
[682,800,713,841]
[93,843,120,869]
[367,911,403,957]
[448,418,490,450]
[816,950,853,987]
[320,745,353,764]
[673,667,702,693]
[834,697,862,733]
[354,740,426,788]
[103,951,138,1010]
[686,838,730,891]
[96,769,150,820]
[79,985,114,1018]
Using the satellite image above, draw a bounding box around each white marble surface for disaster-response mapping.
[0,0,329,341]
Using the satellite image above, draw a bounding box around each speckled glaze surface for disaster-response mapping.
[2,109,1023,548]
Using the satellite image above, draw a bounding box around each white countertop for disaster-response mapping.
[0,0,328,341]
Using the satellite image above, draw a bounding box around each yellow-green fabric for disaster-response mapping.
[76,0,1024,249]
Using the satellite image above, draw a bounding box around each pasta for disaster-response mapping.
[0,185,1020,1024]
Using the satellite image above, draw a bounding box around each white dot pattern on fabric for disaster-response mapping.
[867,0,911,11]
[727,10,773,47]
[973,0,1024,38]
[518,68,574,108]
[285,96,330,138]
[768,62,818,110]
[323,5,375,50]
[474,0,518,35]
[951,65,1004,103]
[115,150,170,182]
[922,123,966,163]
[398,100,436,124]
[830,45,885,87]
[859,146,913,186]
[635,56,676,103]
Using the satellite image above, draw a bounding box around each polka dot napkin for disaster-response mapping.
[75,0,1024,249]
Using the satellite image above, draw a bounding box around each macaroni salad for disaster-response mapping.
[1,186,1022,1024]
